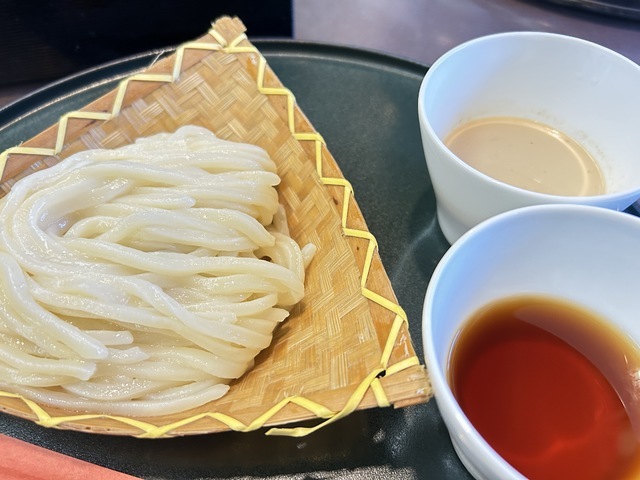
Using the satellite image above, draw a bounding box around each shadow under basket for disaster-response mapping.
[0,16,431,438]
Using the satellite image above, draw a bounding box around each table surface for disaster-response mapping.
[2,0,640,109]
[294,0,640,66]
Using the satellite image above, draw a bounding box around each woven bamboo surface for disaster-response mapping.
[0,16,431,437]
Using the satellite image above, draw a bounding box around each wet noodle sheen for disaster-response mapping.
[449,295,640,480]
[0,126,315,416]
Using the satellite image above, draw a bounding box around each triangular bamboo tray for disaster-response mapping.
[0,16,431,437]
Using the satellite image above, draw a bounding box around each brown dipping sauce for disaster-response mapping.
[445,116,606,196]
[448,295,640,480]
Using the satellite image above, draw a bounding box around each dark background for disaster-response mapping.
[0,0,293,87]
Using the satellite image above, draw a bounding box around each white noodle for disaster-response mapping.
[0,126,314,416]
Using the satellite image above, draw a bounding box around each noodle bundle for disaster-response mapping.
[0,126,315,416]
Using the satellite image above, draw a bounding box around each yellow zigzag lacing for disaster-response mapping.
[0,24,420,438]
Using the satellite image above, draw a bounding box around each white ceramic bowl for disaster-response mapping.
[418,32,640,244]
[422,204,640,479]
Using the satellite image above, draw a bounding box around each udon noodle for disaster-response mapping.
[0,126,315,416]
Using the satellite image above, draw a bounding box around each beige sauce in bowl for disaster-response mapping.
[445,116,605,196]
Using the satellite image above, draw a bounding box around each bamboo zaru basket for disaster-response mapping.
[0,16,431,437]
